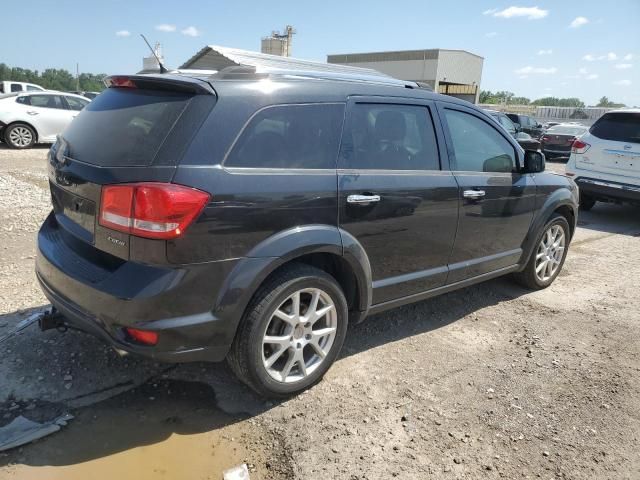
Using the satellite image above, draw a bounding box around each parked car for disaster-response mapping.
[485,109,542,151]
[69,90,100,100]
[542,121,561,131]
[0,81,46,94]
[0,91,90,148]
[540,124,588,160]
[566,109,640,210]
[506,113,544,138]
[36,70,578,397]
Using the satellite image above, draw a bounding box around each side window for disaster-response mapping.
[65,96,89,111]
[225,103,345,169]
[10,83,22,92]
[26,85,42,91]
[26,95,64,109]
[16,96,30,105]
[444,109,517,173]
[498,115,516,134]
[340,103,440,170]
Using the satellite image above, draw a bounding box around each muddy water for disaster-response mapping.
[1,380,283,480]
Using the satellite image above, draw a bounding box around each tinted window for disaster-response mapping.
[226,104,345,169]
[62,88,193,167]
[547,125,587,136]
[65,96,89,111]
[16,96,29,105]
[444,109,516,173]
[10,84,23,92]
[496,114,516,134]
[340,103,439,170]
[26,85,41,91]
[29,95,64,109]
[590,112,640,143]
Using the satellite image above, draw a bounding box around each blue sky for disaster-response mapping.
[4,0,639,105]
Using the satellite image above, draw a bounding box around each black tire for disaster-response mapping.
[4,123,36,149]
[227,263,349,398]
[579,193,596,211]
[513,214,571,290]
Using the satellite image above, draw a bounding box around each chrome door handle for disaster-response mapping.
[347,194,381,205]
[463,189,486,199]
[26,111,39,116]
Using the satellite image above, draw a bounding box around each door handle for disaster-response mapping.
[26,111,39,116]
[347,194,381,205]
[463,189,486,200]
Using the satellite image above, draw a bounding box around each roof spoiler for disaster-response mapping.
[104,75,215,95]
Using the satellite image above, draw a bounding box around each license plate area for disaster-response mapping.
[50,182,96,242]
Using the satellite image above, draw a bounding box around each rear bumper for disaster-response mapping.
[575,177,640,204]
[542,147,572,158]
[36,212,239,362]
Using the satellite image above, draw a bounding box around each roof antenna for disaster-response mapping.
[140,34,168,73]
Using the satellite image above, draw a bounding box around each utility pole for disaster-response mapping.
[76,63,80,91]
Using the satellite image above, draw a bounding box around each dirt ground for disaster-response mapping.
[1,144,639,479]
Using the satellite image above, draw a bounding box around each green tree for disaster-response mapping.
[0,63,106,92]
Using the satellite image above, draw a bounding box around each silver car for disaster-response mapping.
[0,91,90,148]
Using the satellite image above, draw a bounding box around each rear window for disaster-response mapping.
[225,103,345,169]
[590,112,640,144]
[547,125,587,136]
[63,88,193,166]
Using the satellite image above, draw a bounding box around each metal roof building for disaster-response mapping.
[327,49,483,103]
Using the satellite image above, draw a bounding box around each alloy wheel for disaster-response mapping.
[262,288,337,383]
[8,126,33,147]
[534,224,566,282]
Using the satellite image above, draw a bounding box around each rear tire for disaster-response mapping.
[579,193,596,211]
[513,214,570,290]
[4,123,36,149]
[227,263,348,398]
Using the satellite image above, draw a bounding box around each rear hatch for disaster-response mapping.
[542,125,586,153]
[48,74,216,262]
[576,112,640,180]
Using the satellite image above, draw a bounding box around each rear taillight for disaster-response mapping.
[99,183,210,239]
[572,139,590,154]
[542,136,550,142]
[105,76,137,88]
[125,327,158,346]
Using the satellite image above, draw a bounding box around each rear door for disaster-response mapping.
[338,96,459,304]
[438,103,536,282]
[22,94,69,141]
[579,112,640,180]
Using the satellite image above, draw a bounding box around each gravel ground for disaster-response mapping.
[1,145,639,479]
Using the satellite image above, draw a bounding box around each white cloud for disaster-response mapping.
[155,24,176,32]
[570,16,589,28]
[614,79,632,86]
[515,66,558,75]
[485,31,498,38]
[578,67,588,74]
[586,74,599,80]
[544,87,552,91]
[115,30,130,37]
[583,54,596,61]
[623,53,633,61]
[181,26,201,37]
[537,49,553,55]
[518,75,529,79]
[490,6,548,20]
[607,52,618,61]
[583,52,621,62]
[615,63,633,70]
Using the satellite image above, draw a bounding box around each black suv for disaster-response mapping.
[506,113,544,138]
[36,70,579,397]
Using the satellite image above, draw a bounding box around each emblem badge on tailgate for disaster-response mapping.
[107,236,126,247]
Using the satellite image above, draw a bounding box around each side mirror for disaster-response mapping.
[523,150,545,173]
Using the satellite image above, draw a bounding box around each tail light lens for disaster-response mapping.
[542,136,550,142]
[125,327,158,345]
[99,183,210,239]
[572,139,590,154]
[105,76,137,88]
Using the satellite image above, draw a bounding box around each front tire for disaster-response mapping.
[4,123,36,149]
[514,214,570,290]
[227,264,348,398]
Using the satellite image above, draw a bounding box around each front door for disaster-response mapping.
[21,94,71,141]
[438,104,537,282]
[338,97,459,305]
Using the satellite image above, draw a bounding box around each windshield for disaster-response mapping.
[62,87,193,166]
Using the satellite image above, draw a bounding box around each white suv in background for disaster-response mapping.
[566,109,640,210]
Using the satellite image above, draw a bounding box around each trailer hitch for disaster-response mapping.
[0,308,65,344]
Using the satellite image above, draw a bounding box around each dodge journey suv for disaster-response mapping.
[36,68,579,397]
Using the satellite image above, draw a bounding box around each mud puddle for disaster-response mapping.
[0,379,291,479]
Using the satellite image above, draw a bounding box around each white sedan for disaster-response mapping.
[0,91,90,148]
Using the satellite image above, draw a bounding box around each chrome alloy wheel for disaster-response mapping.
[535,224,566,282]
[262,288,337,383]
[9,126,33,147]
